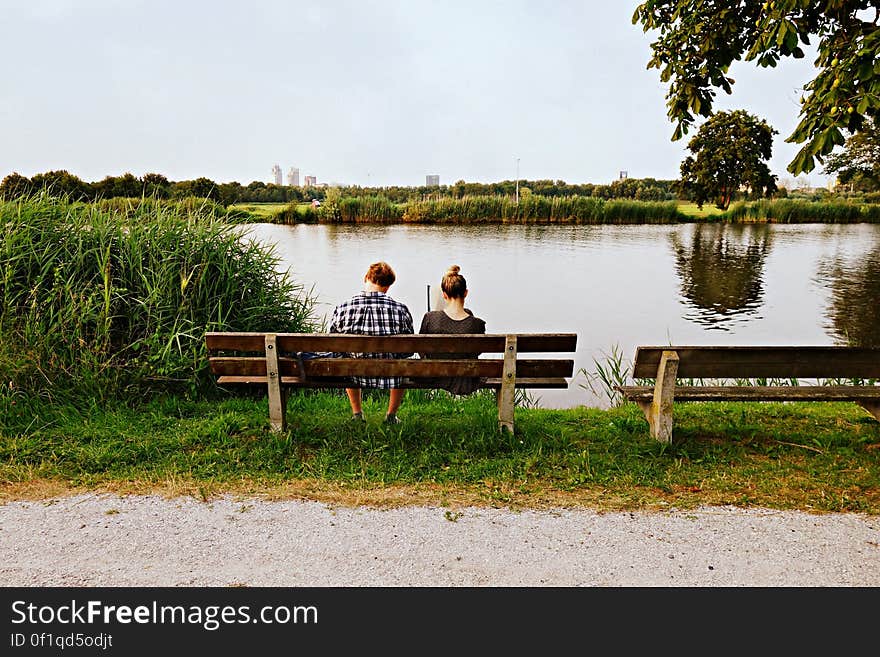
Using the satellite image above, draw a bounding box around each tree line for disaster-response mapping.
[0,170,679,205]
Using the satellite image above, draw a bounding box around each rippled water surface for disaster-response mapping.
[245,222,880,408]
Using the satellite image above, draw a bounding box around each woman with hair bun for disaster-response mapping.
[418,265,486,396]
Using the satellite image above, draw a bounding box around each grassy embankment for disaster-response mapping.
[4,390,880,512]
[232,196,880,225]
[2,197,879,512]
[235,196,688,224]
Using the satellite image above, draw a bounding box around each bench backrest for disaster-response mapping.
[206,332,577,354]
[632,346,880,380]
[206,332,577,380]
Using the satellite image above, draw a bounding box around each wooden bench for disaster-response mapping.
[616,346,880,443]
[205,332,577,433]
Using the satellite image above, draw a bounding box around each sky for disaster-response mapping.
[1,0,830,188]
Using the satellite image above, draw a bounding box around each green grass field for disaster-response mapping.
[229,203,291,219]
[676,201,725,218]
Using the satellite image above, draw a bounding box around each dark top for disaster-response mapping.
[418,309,487,395]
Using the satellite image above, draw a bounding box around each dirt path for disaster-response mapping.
[2,493,878,586]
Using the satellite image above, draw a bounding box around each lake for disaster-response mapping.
[244,222,880,409]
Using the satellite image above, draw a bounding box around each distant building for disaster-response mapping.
[426,174,440,186]
[303,175,317,187]
[287,167,300,187]
[272,164,282,186]
[619,170,628,180]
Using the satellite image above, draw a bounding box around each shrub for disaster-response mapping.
[0,196,317,402]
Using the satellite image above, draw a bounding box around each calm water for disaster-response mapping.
[245,222,880,409]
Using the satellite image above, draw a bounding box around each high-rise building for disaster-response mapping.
[303,175,317,187]
[287,167,300,187]
[426,174,440,186]
[272,164,282,186]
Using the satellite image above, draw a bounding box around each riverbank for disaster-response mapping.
[231,197,880,225]
[3,392,879,514]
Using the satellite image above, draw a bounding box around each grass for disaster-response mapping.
[676,201,725,218]
[229,203,291,219]
[237,197,880,225]
[2,390,878,513]
[0,195,318,400]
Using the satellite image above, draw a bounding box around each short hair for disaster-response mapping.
[440,264,467,299]
[365,261,396,287]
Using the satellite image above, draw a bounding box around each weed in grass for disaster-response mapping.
[579,344,631,406]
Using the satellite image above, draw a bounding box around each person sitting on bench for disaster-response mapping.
[329,261,414,424]
[419,264,486,396]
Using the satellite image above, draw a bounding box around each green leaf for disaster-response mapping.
[776,23,788,48]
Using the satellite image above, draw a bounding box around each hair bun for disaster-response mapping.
[446,265,461,276]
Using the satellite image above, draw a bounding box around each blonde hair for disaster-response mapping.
[441,264,467,299]
[365,261,396,287]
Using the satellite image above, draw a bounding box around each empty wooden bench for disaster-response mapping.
[205,332,577,433]
[616,346,880,443]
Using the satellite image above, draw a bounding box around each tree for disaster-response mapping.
[171,177,217,200]
[0,172,32,200]
[29,170,90,200]
[142,173,171,199]
[678,109,778,210]
[823,116,880,191]
[633,1,880,175]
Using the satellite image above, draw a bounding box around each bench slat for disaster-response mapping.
[216,376,570,389]
[617,385,880,402]
[209,356,574,378]
[205,332,577,354]
[632,346,880,379]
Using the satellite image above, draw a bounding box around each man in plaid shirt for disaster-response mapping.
[329,261,414,424]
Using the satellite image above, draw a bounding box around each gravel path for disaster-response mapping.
[2,493,879,586]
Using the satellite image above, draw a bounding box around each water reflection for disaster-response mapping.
[671,224,772,330]
[817,242,880,346]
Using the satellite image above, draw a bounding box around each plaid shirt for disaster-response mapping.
[329,291,414,388]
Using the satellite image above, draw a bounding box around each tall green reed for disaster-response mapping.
[400,195,684,224]
[0,196,317,403]
[579,344,632,407]
[723,199,880,223]
[264,195,686,225]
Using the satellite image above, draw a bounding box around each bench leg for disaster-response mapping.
[858,401,880,422]
[265,334,287,432]
[641,350,679,443]
[497,335,517,433]
[497,389,515,434]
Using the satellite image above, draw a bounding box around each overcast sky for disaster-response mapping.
[2,0,829,188]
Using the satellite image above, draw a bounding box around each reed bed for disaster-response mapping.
[337,196,404,223]
[399,196,684,224]
[92,196,229,218]
[252,196,880,226]
[271,203,320,224]
[723,199,880,223]
[262,195,685,225]
[0,196,317,403]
